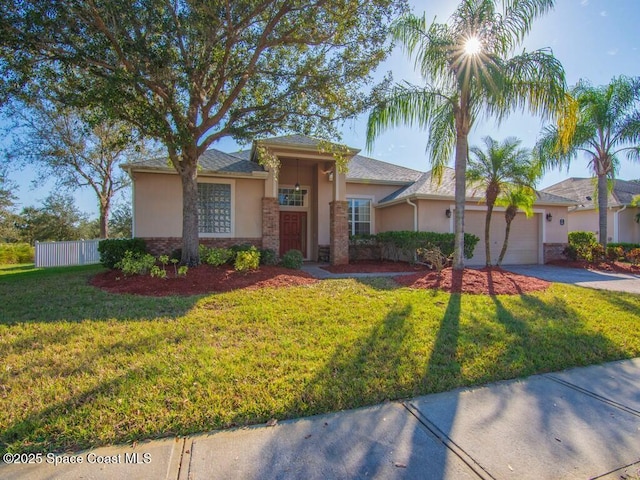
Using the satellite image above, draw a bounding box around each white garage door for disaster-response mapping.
[464,210,540,266]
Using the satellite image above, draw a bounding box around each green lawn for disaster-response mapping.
[1,263,639,454]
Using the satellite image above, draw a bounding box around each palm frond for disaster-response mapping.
[366,84,450,151]
[500,0,555,50]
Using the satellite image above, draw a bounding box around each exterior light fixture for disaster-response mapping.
[445,208,452,218]
[546,213,553,222]
[295,159,300,192]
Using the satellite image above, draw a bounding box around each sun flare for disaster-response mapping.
[464,36,482,56]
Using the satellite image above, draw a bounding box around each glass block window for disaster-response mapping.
[348,198,372,236]
[278,188,307,207]
[198,183,232,234]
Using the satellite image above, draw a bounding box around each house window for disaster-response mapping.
[348,198,372,236]
[278,188,307,207]
[198,182,232,234]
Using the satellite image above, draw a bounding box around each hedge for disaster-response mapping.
[350,231,480,262]
[98,238,148,269]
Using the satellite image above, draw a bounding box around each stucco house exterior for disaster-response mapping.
[542,178,640,244]
[124,134,574,265]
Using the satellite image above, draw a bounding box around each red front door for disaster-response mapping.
[279,212,306,257]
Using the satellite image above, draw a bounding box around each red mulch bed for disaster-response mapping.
[548,259,640,274]
[90,265,318,297]
[322,260,430,274]
[394,267,551,295]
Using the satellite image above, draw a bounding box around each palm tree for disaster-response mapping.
[495,186,536,266]
[366,0,569,270]
[536,76,640,246]
[467,136,535,266]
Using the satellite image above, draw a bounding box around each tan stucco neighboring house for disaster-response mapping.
[542,178,640,244]
[124,134,574,265]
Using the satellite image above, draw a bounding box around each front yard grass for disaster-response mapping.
[1,263,640,454]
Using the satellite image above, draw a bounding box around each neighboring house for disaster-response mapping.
[123,134,574,265]
[542,178,640,244]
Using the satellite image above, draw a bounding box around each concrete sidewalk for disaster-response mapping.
[3,358,639,480]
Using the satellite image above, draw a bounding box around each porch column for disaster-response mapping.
[262,197,280,253]
[329,201,349,265]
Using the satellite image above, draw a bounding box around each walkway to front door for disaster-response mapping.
[280,211,307,257]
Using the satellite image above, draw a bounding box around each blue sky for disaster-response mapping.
[7,0,640,218]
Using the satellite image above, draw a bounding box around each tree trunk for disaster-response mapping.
[179,160,200,266]
[99,203,109,239]
[453,130,469,271]
[597,173,608,246]
[497,207,516,266]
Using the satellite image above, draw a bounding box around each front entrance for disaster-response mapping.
[280,211,307,257]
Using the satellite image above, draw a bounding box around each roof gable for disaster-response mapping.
[542,177,640,208]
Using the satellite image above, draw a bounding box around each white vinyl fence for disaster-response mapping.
[35,239,101,268]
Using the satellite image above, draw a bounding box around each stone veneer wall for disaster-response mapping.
[261,197,280,253]
[143,237,262,256]
[543,243,567,263]
[329,200,349,265]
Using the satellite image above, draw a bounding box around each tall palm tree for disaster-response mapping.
[366,0,569,270]
[467,136,535,266]
[536,76,640,246]
[495,186,535,266]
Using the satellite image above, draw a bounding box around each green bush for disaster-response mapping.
[375,231,479,261]
[116,250,156,276]
[234,246,260,272]
[202,247,233,266]
[606,245,625,261]
[0,243,35,264]
[150,265,167,279]
[280,249,304,269]
[98,238,147,269]
[628,248,640,266]
[259,248,278,266]
[607,242,640,253]
[568,231,597,249]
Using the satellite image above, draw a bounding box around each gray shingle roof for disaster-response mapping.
[346,154,422,183]
[542,177,640,209]
[124,148,265,175]
[379,167,576,206]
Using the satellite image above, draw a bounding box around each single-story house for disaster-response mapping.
[123,134,574,265]
[542,178,640,244]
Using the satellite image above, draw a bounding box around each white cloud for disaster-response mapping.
[580,0,589,5]
[600,10,608,16]
[607,48,619,56]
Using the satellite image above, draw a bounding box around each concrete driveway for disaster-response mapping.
[503,264,640,294]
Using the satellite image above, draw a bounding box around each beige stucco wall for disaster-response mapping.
[568,208,616,242]
[617,207,640,243]
[541,205,570,244]
[133,171,263,238]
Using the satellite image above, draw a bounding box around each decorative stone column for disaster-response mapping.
[330,200,349,265]
[262,197,280,253]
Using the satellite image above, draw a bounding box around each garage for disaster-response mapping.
[464,210,541,266]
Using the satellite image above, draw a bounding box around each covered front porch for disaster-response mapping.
[253,137,357,265]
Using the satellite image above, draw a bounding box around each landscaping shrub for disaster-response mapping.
[606,245,625,262]
[98,238,147,269]
[202,247,233,266]
[568,231,597,248]
[375,231,479,261]
[628,248,640,266]
[234,246,260,272]
[150,265,167,279]
[116,250,156,276]
[0,243,34,264]
[259,248,278,266]
[280,249,304,269]
[417,246,450,272]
